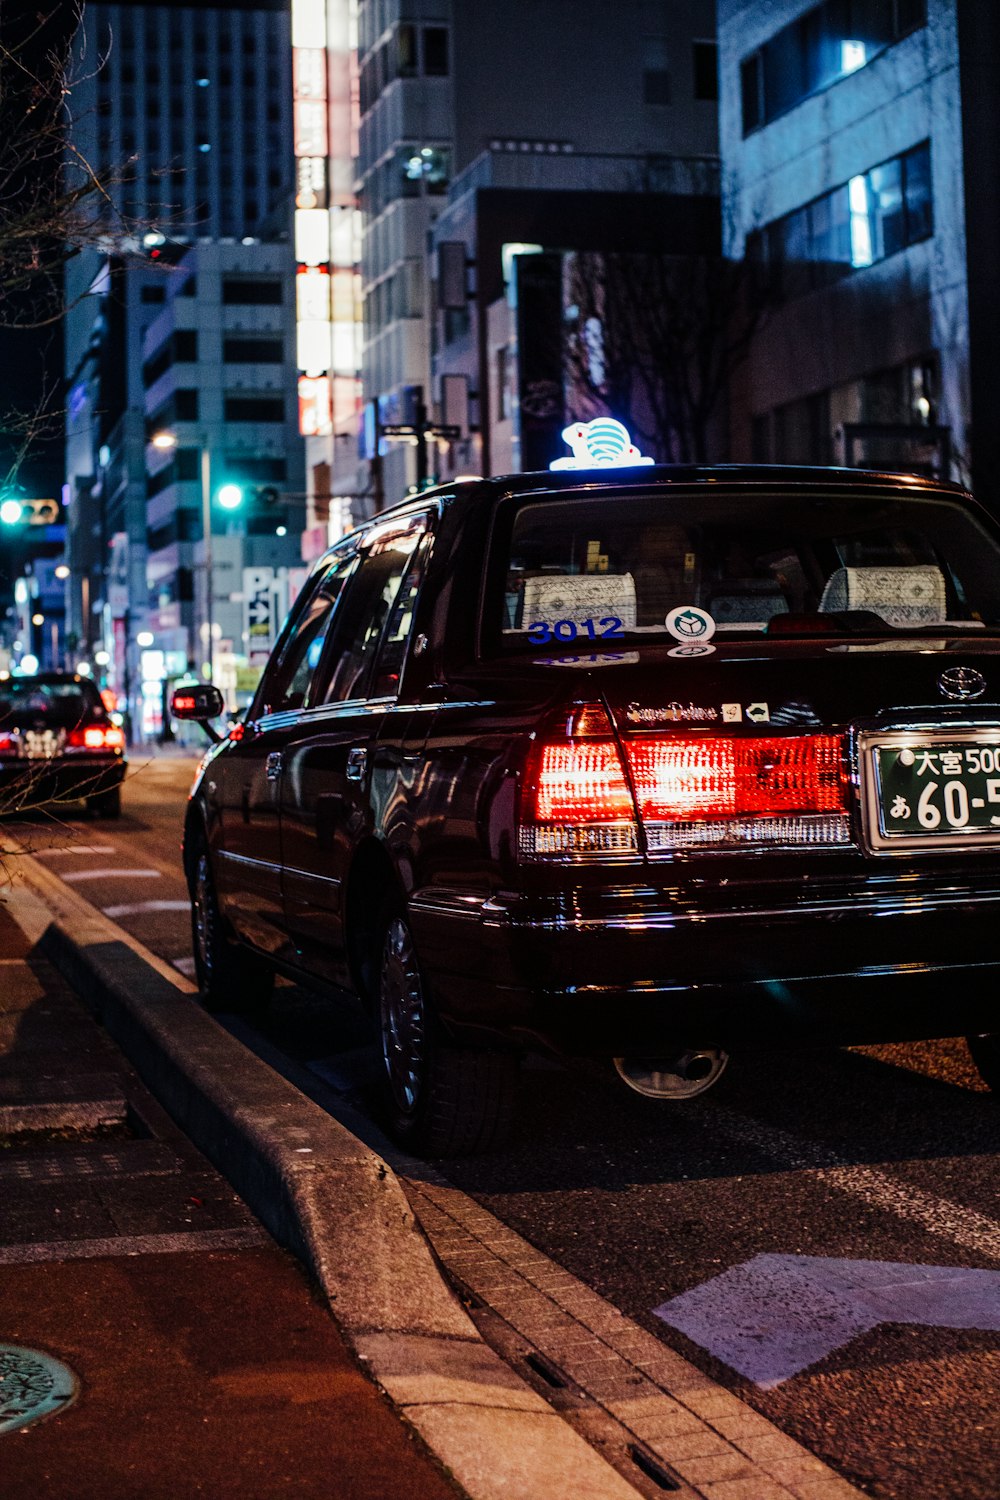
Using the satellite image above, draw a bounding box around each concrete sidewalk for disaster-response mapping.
[1,856,646,1500]
[0,898,462,1500]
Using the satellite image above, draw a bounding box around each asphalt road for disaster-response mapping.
[14,749,1000,1500]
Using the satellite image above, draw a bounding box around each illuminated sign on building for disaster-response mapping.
[299,376,334,437]
[291,0,362,459]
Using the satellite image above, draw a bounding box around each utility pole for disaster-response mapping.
[378,385,460,494]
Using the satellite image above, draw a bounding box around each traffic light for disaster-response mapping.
[0,497,60,526]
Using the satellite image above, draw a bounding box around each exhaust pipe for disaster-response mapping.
[613,1048,728,1100]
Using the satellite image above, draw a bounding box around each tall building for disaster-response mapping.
[348,0,720,505]
[64,0,299,723]
[140,242,307,736]
[717,0,1000,511]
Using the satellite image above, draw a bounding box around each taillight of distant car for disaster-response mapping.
[0,732,17,756]
[65,725,126,751]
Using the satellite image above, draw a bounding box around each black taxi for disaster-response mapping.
[174,460,1000,1154]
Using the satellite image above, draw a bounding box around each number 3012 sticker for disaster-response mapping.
[528,616,624,644]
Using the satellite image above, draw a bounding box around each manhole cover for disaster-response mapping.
[0,1344,78,1434]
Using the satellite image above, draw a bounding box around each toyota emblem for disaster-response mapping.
[938,666,987,701]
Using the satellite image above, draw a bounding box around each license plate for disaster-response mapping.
[23,730,58,760]
[867,734,1000,850]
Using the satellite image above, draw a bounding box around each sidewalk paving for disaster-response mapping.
[0,898,462,1500]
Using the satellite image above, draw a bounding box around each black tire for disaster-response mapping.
[88,787,121,819]
[377,910,518,1156]
[190,838,274,1015]
[967,1033,1000,1092]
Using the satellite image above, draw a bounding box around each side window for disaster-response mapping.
[315,526,424,705]
[256,553,355,715]
[369,534,431,698]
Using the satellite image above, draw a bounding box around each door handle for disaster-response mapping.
[266,751,283,782]
[346,746,367,782]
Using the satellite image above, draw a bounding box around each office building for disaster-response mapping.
[64,0,297,717]
[353,0,720,503]
[717,0,1000,510]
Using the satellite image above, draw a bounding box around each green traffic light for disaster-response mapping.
[0,498,23,525]
[216,483,243,511]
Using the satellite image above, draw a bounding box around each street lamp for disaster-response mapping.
[0,498,23,525]
[149,431,244,684]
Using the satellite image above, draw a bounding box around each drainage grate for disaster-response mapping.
[628,1442,682,1492]
[0,1344,78,1435]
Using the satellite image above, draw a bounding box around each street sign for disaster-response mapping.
[654,1253,1000,1386]
[243,566,276,665]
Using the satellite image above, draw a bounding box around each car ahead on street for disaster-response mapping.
[174,461,1000,1155]
[0,672,126,818]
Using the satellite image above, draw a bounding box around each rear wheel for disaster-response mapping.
[967,1033,1000,1093]
[190,839,273,1015]
[87,787,121,819]
[377,911,518,1156]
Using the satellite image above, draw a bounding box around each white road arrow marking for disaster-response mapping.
[654,1253,1000,1387]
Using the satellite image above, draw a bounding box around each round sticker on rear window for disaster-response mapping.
[665,606,716,644]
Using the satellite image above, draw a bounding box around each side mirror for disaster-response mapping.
[171,684,226,743]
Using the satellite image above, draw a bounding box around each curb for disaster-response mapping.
[6,853,643,1500]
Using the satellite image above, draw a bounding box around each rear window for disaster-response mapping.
[0,678,105,728]
[490,487,1000,650]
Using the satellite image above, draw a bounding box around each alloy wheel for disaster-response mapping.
[379,916,426,1116]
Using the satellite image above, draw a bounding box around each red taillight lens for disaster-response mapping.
[535,742,633,822]
[174,695,196,713]
[66,724,125,751]
[626,735,845,821]
[521,705,639,861]
[0,732,16,756]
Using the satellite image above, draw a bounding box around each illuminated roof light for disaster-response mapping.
[549,417,654,472]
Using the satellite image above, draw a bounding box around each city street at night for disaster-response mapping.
[3,750,998,1500]
[3,0,1000,1495]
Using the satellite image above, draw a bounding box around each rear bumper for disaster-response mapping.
[409,880,1000,1052]
[0,757,125,809]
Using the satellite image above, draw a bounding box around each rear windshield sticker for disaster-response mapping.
[527,616,624,645]
[667,642,716,659]
[665,605,716,644]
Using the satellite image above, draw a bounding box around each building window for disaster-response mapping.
[692,41,718,101]
[396,22,418,77]
[642,37,670,106]
[741,0,927,136]
[223,336,284,363]
[423,27,449,76]
[221,277,283,305]
[175,389,199,420]
[224,394,285,422]
[174,330,197,361]
[140,285,165,304]
[760,141,932,296]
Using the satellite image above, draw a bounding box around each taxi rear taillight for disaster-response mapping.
[628,734,850,851]
[520,711,851,861]
[520,705,638,860]
[66,724,125,751]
